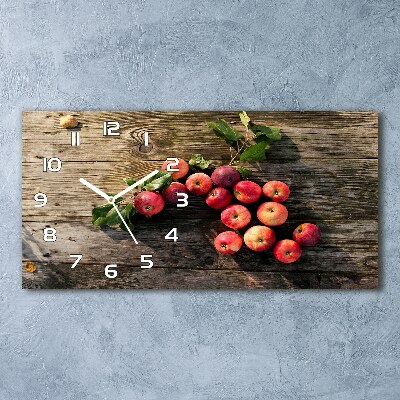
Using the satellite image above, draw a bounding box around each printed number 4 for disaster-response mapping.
[165,228,178,242]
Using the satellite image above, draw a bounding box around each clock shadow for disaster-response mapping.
[99,134,370,289]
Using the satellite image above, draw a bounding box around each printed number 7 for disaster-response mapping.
[70,254,82,268]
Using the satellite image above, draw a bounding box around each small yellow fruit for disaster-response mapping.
[60,115,79,129]
[24,261,37,273]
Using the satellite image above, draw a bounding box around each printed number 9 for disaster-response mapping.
[34,193,47,208]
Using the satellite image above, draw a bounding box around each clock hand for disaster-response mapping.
[79,178,111,202]
[114,169,159,199]
[81,170,158,244]
[112,203,138,244]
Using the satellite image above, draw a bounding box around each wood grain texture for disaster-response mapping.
[22,111,379,289]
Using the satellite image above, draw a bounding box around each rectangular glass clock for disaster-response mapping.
[22,111,378,289]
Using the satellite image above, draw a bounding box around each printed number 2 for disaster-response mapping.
[166,158,179,171]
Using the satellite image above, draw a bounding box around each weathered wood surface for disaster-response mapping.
[22,111,379,289]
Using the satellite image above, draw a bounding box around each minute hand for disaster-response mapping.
[79,178,110,202]
[114,170,159,199]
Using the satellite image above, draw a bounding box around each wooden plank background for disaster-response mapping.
[22,111,379,289]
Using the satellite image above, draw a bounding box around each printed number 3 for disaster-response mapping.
[176,193,188,207]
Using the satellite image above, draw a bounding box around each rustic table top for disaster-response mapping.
[22,111,378,289]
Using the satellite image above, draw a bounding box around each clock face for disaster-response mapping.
[22,111,379,289]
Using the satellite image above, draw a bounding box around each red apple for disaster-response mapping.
[293,223,321,246]
[233,180,262,203]
[273,239,302,263]
[162,182,188,204]
[134,191,165,216]
[257,202,288,226]
[162,158,189,180]
[206,187,233,209]
[214,231,243,254]
[185,173,213,196]
[262,180,290,202]
[211,165,240,188]
[244,225,276,252]
[221,204,251,230]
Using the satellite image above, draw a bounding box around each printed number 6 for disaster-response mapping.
[105,264,117,278]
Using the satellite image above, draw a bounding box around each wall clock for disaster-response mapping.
[22,111,378,289]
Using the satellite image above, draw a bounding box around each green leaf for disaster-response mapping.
[122,203,135,220]
[250,125,282,141]
[254,137,271,151]
[105,207,121,226]
[239,111,250,128]
[240,141,268,162]
[93,216,108,227]
[235,166,252,179]
[92,203,113,222]
[143,171,173,191]
[120,203,135,231]
[92,200,134,228]
[254,134,272,144]
[123,177,136,186]
[207,119,243,145]
[188,154,210,170]
[124,202,134,216]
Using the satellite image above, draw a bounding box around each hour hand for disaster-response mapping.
[114,169,159,199]
[79,178,111,202]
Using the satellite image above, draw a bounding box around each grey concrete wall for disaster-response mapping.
[0,1,399,399]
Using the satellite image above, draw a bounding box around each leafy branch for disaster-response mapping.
[91,172,172,231]
[207,111,282,164]
[90,111,282,232]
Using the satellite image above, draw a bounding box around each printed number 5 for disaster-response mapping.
[141,254,153,269]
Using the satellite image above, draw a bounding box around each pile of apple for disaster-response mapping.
[134,158,320,264]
